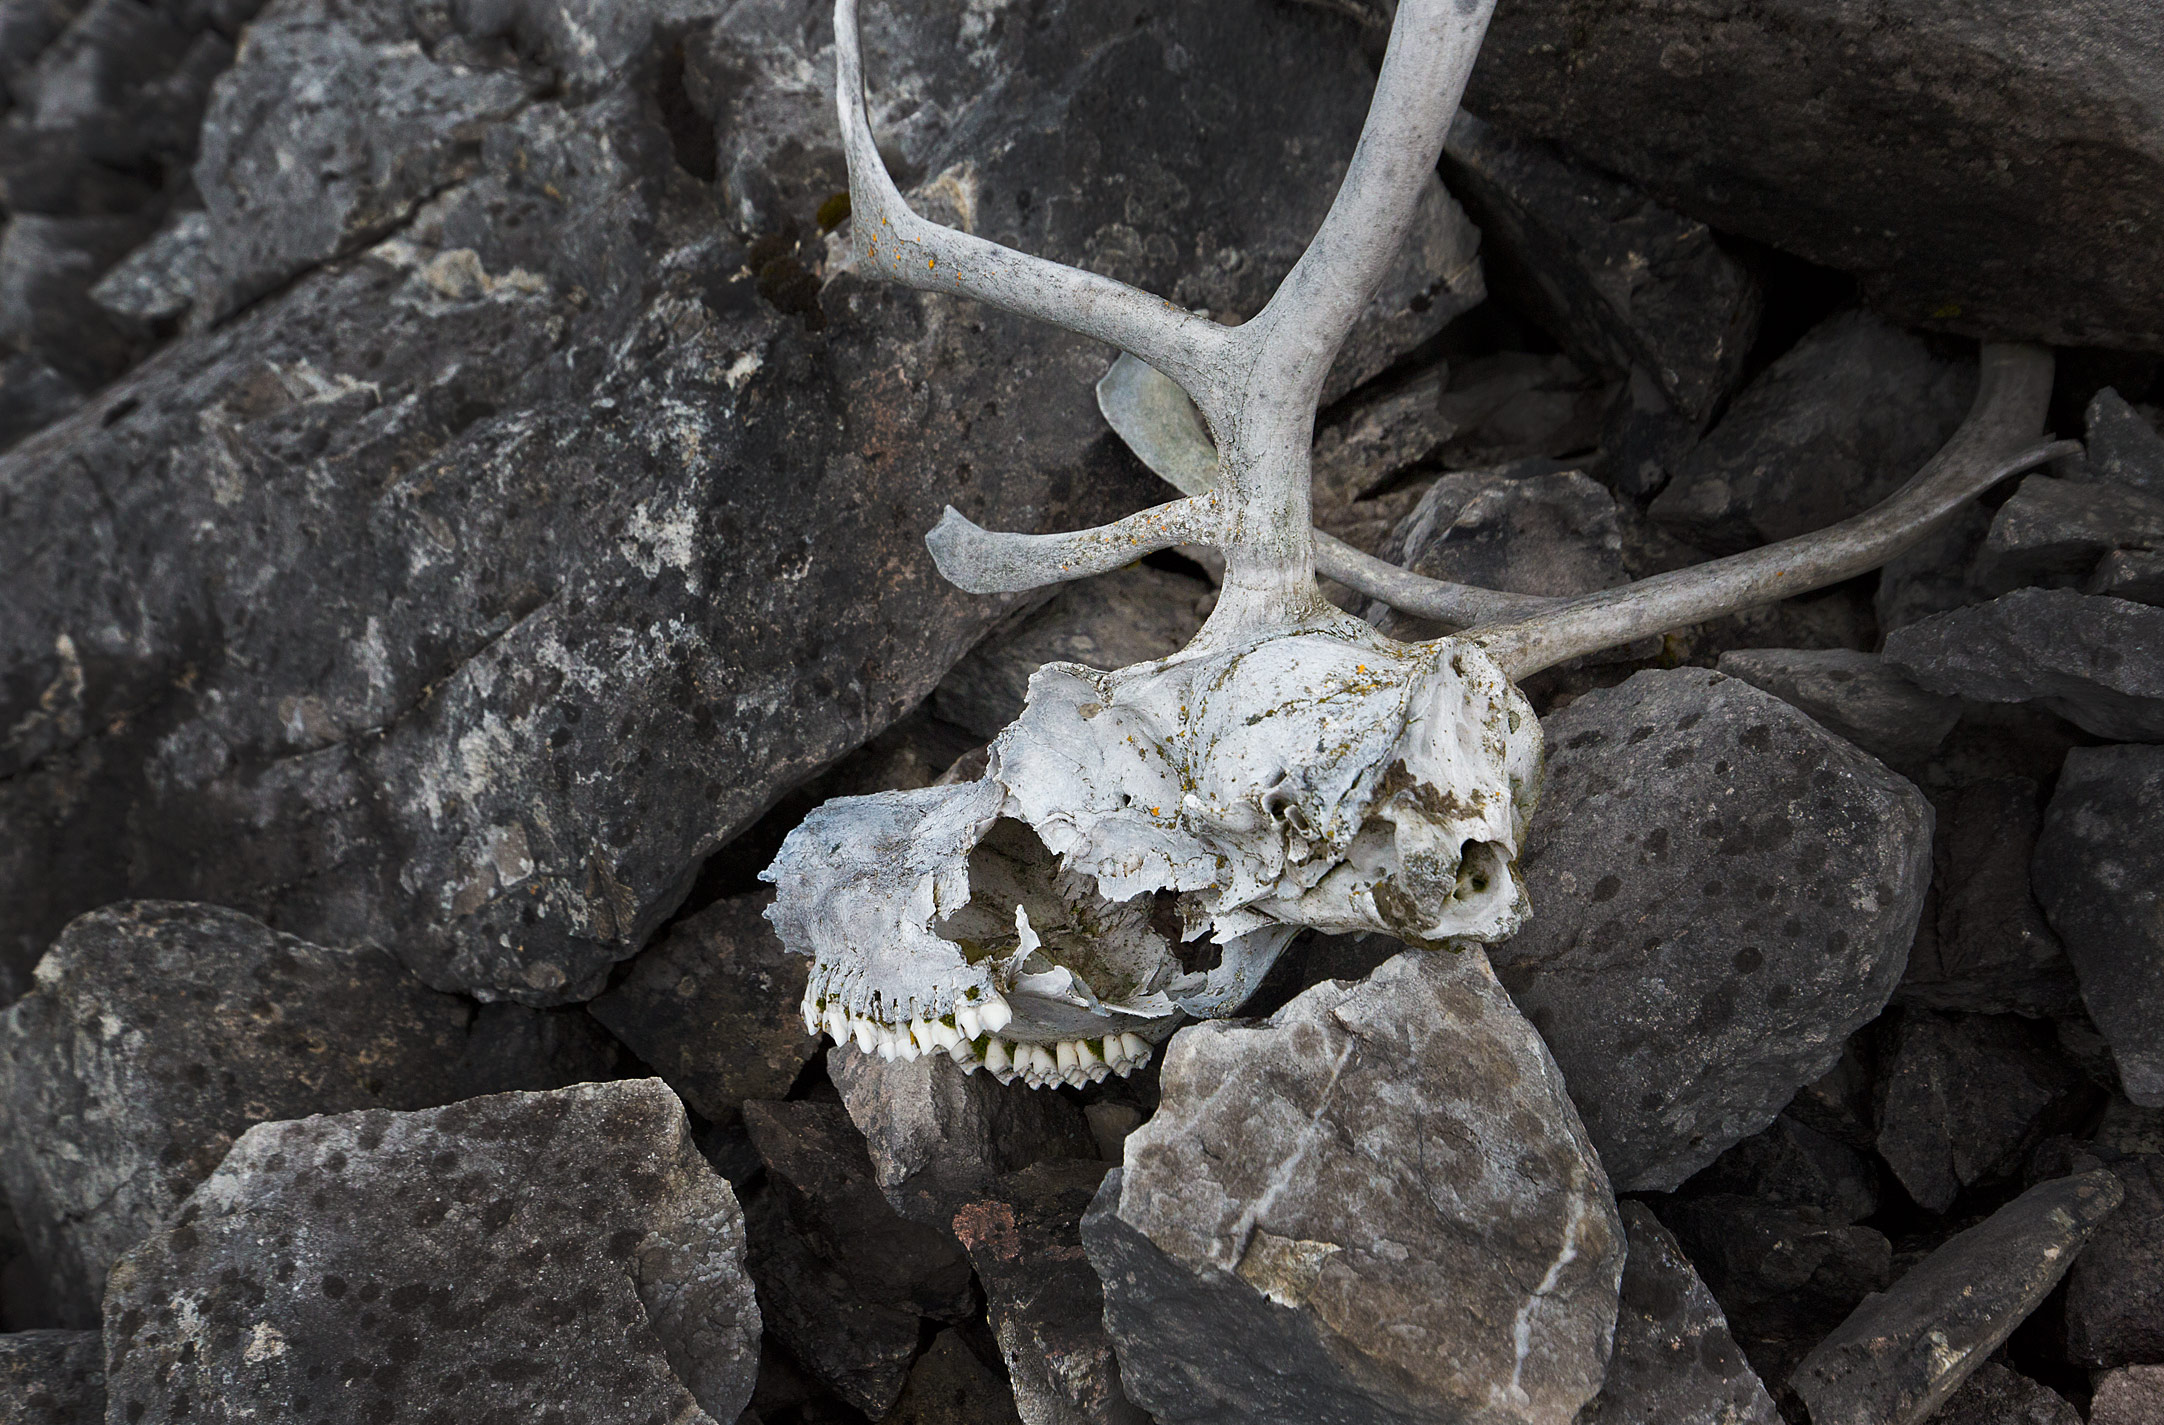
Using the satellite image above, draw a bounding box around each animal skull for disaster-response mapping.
[760,0,2066,1087]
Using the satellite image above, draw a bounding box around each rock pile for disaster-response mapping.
[4,0,2163,1421]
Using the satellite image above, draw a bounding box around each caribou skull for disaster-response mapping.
[761,0,2072,1089]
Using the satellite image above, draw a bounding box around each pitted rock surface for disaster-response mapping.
[2065,1154,2164,1368]
[1495,668,1932,1192]
[0,900,621,1326]
[1884,589,2164,742]
[101,1079,760,1425]
[1713,648,1960,769]
[1931,1363,2080,1425]
[1083,947,1624,1425]
[0,1330,104,1425]
[0,0,1417,1005]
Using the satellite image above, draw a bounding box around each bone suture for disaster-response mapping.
[765,0,2073,1086]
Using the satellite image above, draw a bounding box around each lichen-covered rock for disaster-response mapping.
[1493,668,1932,1191]
[588,891,820,1124]
[1578,1203,1777,1425]
[1792,1170,2123,1425]
[0,901,621,1327]
[2035,745,2164,1104]
[1714,647,1961,768]
[1884,589,2164,742]
[101,1080,760,1425]
[1464,0,2164,349]
[1901,777,2079,1016]
[2064,1154,2164,1368]
[1083,947,1624,1425]
[0,1329,103,1425]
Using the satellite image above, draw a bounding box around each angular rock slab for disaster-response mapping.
[1494,668,1932,1191]
[2085,388,2164,499]
[1578,1202,1776,1425]
[1931,1363,2080,1425]
[1464,0,2164,349]
[1793,1170,2123,1425]
[1885,589,2164,741]
[1713,648,1959,768]
[2064,1154,2164,1367]
[1902,777,2078,1018]
[740,1185,922,1417]
[953,1160,1145,1425]
[1083,948,1624,1425]
[1654,1194,1891,1370]
[2035,745,2164,1105]
[0,1330,103,1425]
[101,1080,760,1425]
[0,900,615,1326]
[890,1330,1027,1425]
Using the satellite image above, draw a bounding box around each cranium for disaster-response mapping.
[762,0,2072,1088]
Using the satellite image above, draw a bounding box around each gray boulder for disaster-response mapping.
[2094,1366,2164,1425]
[739,1185,924,1416]
[2090,550,2164,606]
[2065,1154,2164,1368]
[1083,948,1624,1425]
[1792,1170,2124,1425]
[1974,475,2164,593]
[1494,668,1932,1191]
[1685,1113,1878,1226]
[1464,1,2164,349]
[1378,465,1626,639]
[2035,745,2164,1104]
[1900,777,2079,1016]
[1714,647,1960,767]
[0,1330,102,1425]
[1930,1364,2080,1425]
[1309,364,1456,556]
[101,1080,760,1425]
[1578,1202,1777,1425]
[0,901,620,1326]
[0,352,84,454]
[1648,310,1972,555]
[1884,589,2164,741]
[2085,388,2164,498]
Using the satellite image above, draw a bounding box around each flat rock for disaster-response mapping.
[101,1079,761,1424]
[588,891,820,1124]
[0,1329,102,1425]
[1714,647,1960,767]
[1873,1011,2092,1213]
[2064,1155,2164,1367]
[889,1331,1027,1425]
[1439,112,1758,426]
[1684,1113,1878,1225]
[1884,589,2164,741]
[2095,1366,2164,1425]
[1493,668,1932,1192]
[2034,745,2164,1104]
[2085,388,2164,498]
[1464,2,2164,348]
[1083,947,1624,1425]
[828,1047,1096,1230]
[1900,777,2080,1016]
[1930,1363,2080,1425]
[933,565,1213,741]
[1792,1170,2123,1425]
[2089,549,2164,606]
[0,0,1396,1005]
[1975,475,2164,593]
[952,1160,1146,1425]
[0,901,620,1326]
[1577,1202,1777,1425]
[1648,310,1972,555]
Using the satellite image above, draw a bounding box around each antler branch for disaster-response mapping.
[923,494,1222,595]
[1471,344,2068,679]
[834,0,1235,411]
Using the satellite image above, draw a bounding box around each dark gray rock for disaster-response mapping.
[1975,475,2164,593]
[2064,1154,2164,1367]
[1319,171,1486,408]
[0,1330,102,1425]
[1464,2,2164,349]
[1309,364,1455,553]
[588,891,819,1124]
[1873,1012,2093,1213]
[0,211,154,385]
[1439,111,1759,426]
[933,565,1213,741]
[1901,777,2078,1016]
[2089,549,2164,606]
[1434,350,1614,470]
[1578,1202,1777,1425]
[87,209,209,325]
[1884,589,2164,741]
[0,350,82,454]
[1878,504,1993,633]
[829,1047,1096,1230]
[1714,647,1961,767]
[1685,1113,1878,1225]
[0,901,621,1327]
[0,0,1407,1007]
[2098,1097,2164,1158]
[2086,388,2164,498]
[1388,461,1622,590]
[889,1331,1026,1425]
[740,1185,923,1417]
[1655,1194,1891,1382]
[101,1080,760,1424]
[2094,1366,2164,1425]
[2035,745,2164,1105]
[952,1160,1145,1425]
[1929,1363,2080,1425]
[1792,1170,2123,1425]
[1083,948,1624,1425]
[1494,668,1933,1192]
[1648,310,1973,555]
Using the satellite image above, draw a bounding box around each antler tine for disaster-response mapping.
[923,494,1221,595]
[1471,344,2070,681]
[833,0,1235,413]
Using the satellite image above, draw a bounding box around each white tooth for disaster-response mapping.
[824,1006,848,1042]
[800,993,819,1035]
[1099,1036,1126,1066]
[1076,1040,1103,1070]
[946,1038,975,1064]
[983,1039,1012,1073]
[980,996,1013,1034]
[956,1007,983,1039]
[992,1067,1017,1086]
[852,1018,879,1054]
[1087,1063,1111,1083]
[896,1034,920,1062]
[1028,1044,1056,1076]
[1056,1041,1079,1073]
[960,1060,981,1075]
[937,1021,963,1050]
[1066,1065,1091,1087]
[1119,1032,1148,1063]
[908,1018,933,1053]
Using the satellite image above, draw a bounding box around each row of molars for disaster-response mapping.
[800,989,1153,1088]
